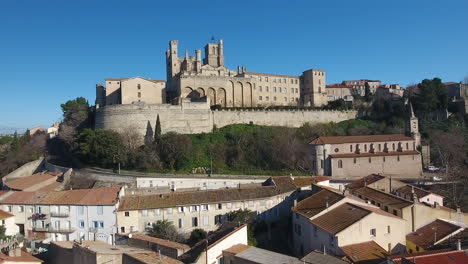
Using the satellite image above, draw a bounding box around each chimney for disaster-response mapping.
[325,201,329,208]
[413,193,418,204]
[293,199,297,207]
[456,239,461,250]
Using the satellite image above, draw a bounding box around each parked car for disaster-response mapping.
[427,165,440,172]
[432,175,443,181]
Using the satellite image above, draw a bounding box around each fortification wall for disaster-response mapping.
[212,109,357,128]
[95,102,357,136]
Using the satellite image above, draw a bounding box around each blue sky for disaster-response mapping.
[0,0,467,129]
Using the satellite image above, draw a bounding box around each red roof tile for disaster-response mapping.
[340,241,387,264]
[406,219,464,250]
[293,189,345,218]
[392,250,468,264]
[309,134,414,145]
[396,185,443,199]
[129,234,190,250]
[346,174,386,190]
[0,250,44,263]
[5,173,57,191]
[329,150,419,159]
[0,209,14,219]
[310,203,372,234]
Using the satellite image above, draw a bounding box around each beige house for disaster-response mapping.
[117,176,313,235]
[325,84,353,102]
[351,186,468,233]
[394,184,444,206]
[96,77,166,107]
[291,189,406,256]
[0,209,18,237]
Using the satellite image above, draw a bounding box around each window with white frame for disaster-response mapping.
[97,206,103,215]
[226,203,232,209]
[18,206,24,213]
[370,228,376,237]
[178,219,183,228]
[79,220,85,228]
[142,210,148,216]
[77,206,84,215]
[154,209,160,216]
[203,216,209,226]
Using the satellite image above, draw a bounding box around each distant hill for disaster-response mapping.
[0,125,26,135]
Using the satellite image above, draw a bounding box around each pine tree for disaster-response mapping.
[154,114,162,143]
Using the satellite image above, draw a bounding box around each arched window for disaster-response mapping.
[338,160,343,168]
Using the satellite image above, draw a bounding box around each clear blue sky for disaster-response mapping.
[1,0,467,129]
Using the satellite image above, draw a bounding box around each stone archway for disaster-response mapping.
[244,82,253,107]
[183,87,193,98]
[235,82,243,107]
[196,87,206,97]
[207,87,217,105]
[218,88,227,107]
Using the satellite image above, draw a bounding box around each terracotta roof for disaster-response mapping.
[35,181,61,193]
[346,174,386,190]
[124,252,182,264]
[0,250,44,263]
[353,187,412,209]
[223,244,251,254]
[233,246,303,264]
[0,186,121,206]
[130,234,190,250]
[340,241,387,264]
[41,186,121,205]
[5,173,57,191]
[329,150,419,159]
[406,219,464,250]
[396,185,443,199]
[243,72,299,78]
[392,250,468,264]
[0,209,14,220]
[293,189,345,218]
[310,203,372,234]
[309,134,414,145]
[105,78,129,81]
[119,186,287,211]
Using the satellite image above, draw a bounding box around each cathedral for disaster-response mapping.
[97,39,327,108]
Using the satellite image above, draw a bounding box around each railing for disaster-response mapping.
[50,211,70,217]
[33,227,75,233]
[48,227,75,233]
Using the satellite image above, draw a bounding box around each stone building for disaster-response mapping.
[165,39,326,107]
[96,77,166,107]
[309,106,422,179]
[116,176,313,234]
[325,84,353,102]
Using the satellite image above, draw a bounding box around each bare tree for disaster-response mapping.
[431,128,468,207]
[119,127,142,151]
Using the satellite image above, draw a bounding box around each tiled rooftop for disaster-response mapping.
[309,134,414,145]
[4,172,58,191]
[396,185,442,199]
[300,250,348,264]
[392,250,468,264]
[346,174,386,190]
[129,234,190,250]
[406,219,464,250]
[124,252,182,264]
[293,189,345,218]
[340,241,387,264]
[353,187,412,209]
[310,203,372,234]
[235,246,303,264]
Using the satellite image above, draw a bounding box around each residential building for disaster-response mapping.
[406,219,466,253]
[0,209,18,237]
[351,186,468,233]
[117,176,313,234]
[300,250,348,264]
[394,185,444,206]
[0,186,123,243]
[291,188,406,256]
[96,77,166,107]
[375,84,404,100]
[325,84,353,102]
[294,202,406,256]
[179,224,248,264]
[342,79,382,95]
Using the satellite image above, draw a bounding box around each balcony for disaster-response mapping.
[48,227,75,233]
[50,211,70,217]
[32,227,48,232]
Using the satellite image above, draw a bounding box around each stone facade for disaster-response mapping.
[165,39,327,107]
[96,77,166,107]
[95,98,357,136]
